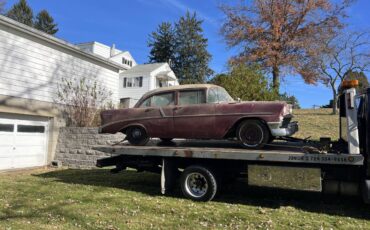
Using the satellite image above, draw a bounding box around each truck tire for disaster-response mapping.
[237,119,270,149]
[180,165,217,201]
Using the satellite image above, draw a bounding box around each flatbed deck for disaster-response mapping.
[95,140,364,166]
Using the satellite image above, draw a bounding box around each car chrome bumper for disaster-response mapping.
[268,121,298,137]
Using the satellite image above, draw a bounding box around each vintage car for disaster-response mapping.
[99,84,298,148]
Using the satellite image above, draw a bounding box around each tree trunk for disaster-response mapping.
[272,65,280,93]
[331,84,338,115]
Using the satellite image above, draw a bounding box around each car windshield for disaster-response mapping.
[217,87,234,103]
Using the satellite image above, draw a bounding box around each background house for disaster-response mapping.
[76,42,179,108]
[76,41,137,69]
[119,63,178,107]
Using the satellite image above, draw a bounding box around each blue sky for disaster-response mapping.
[4,0,370,108]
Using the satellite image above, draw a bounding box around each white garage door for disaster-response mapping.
[0,114,49,170]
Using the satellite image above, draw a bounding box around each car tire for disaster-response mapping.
[180,165,218,202]
[160,138,173,142]
[126,126,149,146]
[237,119,270,149]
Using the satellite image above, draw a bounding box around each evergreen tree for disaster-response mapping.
[6,0,33,26]
[173,11,213,84]
[0,0,6,14]
[34,10,58,35]
[148,22,175,64]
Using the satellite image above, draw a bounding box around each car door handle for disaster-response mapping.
[145,108,155,112]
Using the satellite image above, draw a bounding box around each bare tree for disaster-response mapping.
[221,0,351,92]
[315,32,370,114]
[56,76,113,127]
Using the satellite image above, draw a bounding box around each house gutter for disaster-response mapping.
[0,15,127,72]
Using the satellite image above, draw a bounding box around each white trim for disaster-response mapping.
[0,15,124,71]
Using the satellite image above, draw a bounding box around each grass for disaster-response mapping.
[1,109,369,230]
[292,109,339,141]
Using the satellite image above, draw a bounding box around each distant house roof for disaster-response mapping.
[0,15,126,71]
[121,63,167,75]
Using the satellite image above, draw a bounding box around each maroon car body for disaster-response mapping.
[99,84,298,148]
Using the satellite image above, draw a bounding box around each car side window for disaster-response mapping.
[207,88,218,104]
[140,92,174,108]
[179,90,205,105]
[139,97,151,108]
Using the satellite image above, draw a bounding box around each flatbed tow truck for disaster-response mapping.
[95,82,370,202]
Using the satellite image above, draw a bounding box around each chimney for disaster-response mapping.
[168,59,172,67]
[110,44,115,57]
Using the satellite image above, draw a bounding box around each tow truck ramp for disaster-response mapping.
[95,140,364,166]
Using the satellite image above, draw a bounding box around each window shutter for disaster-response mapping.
[139,77,143,87]
[123,77,127,88]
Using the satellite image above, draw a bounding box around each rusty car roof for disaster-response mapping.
[141,84,218,98]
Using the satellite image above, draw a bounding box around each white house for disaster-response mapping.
[0,14,178,171]
[0,15,129,170]
[76,41,137,69]
[119,63,178,107]
[75,42,179,108]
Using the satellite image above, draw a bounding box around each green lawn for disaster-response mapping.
[1,109,370,230]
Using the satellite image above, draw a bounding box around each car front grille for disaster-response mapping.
[281,115,293,128]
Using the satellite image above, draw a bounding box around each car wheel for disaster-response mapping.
[160,138,173,142]
[180,165,218,202]
[126,126,149,146]
[237,119,269,149]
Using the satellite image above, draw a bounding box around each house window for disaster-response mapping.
[122,58,133,67]
[123,77,143,88]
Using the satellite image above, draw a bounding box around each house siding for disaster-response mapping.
[0,23,120,104]
[119,74,150,106]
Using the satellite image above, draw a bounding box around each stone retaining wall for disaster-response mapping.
[55,127,124,168]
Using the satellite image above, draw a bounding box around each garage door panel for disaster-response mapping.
[14,136,45,146]
[0,135,13,145]
[16,146,45,155]
[13,153,45,166]
[0,114,48,170]
[0,157,13,170]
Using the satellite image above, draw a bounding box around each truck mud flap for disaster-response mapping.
[161,158,179,195]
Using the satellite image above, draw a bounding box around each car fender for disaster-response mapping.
[119,123,148,134]
[223,116,270,138]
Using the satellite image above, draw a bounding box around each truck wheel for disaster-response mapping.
[180,165,217,201]
[237,119,269,149]
[126,126,149,146]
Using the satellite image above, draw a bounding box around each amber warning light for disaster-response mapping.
[342,80,359,89]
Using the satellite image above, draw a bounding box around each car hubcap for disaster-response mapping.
[240,124,263,147]
[131,128,142,139]
[185,172,208,198]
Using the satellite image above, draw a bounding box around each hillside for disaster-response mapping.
[293,108,339,141]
